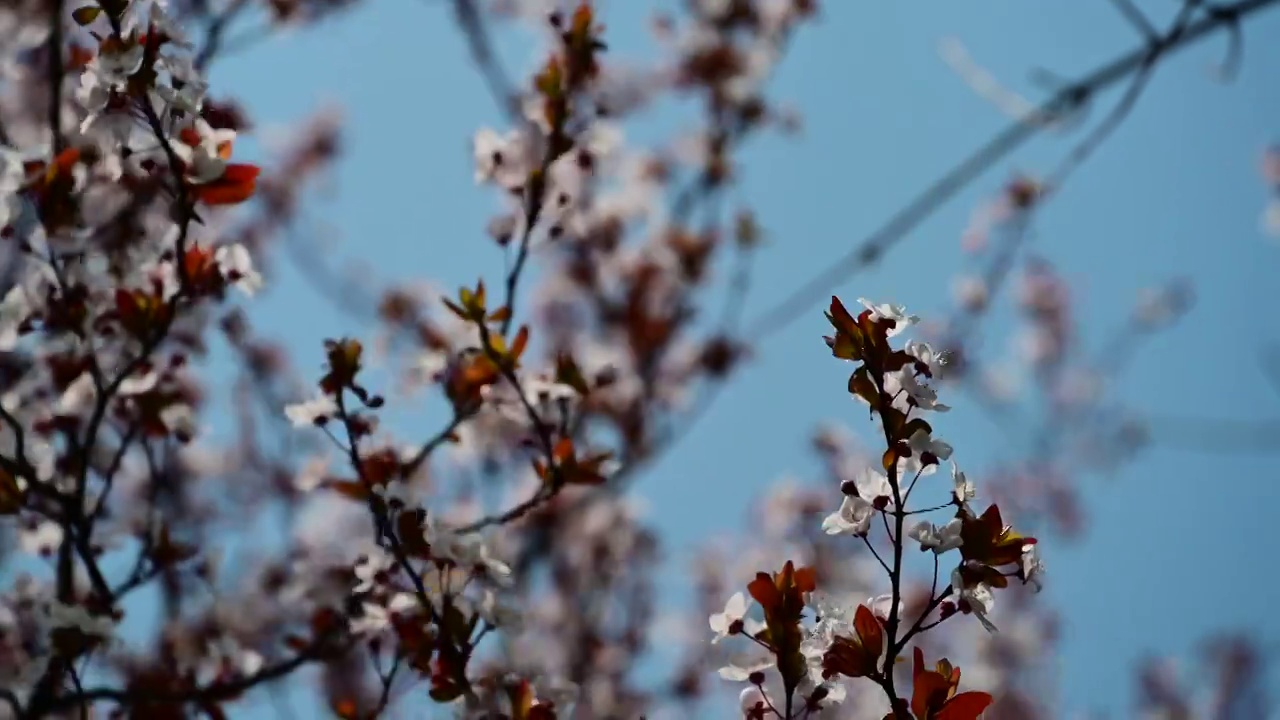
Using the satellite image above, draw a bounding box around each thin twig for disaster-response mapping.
[745,0,1280,342]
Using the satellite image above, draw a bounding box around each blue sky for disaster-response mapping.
[196,0,1280,716]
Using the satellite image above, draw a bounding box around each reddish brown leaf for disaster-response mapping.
[746,572,780,611]
[0,471,23,515]
[192,164,260,205]
[853,605,883,655]
[508,325,530,362]
[936,692,994,720]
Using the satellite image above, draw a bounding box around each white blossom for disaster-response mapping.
[906,428,953,462]
[718,659,772,682]
[353,548,394,594]
[171,117,236,183]
[56,373,98,416]
[20,521,63,556]
[1021,543,1045,592]
[708,592,763,643]
[0,284,31,350]
[473,126,541,189]
[908,518,964,554]
[284,394,338,427]
[821,494,874,536]
[478,589,522,628]
[952,462,976,512]
[883,366,950,412]
[857,297,919,336]
[215,244,263,296]
[44,600,115,638]
[952,568,998,634]
[865,593,903,623]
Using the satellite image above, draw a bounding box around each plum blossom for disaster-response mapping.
[1020,543,1045,592]
[908,518,964,554]
[215,244,264,296]
[56,373,98,416]
[473,126,541,189]
[88,39,146,87]
[883,366,950,412]
[709,592,764,643]
[952,462,976,512]
[196,636,266,684]
[739,686,773,717]
[952,568,998,634]
[0,284,31,350]
[822,466,894,536]
[350,593,417,637]
[478,589,522,628]
[857,297,919,337]
[284,393,339,427]
[850,466,893,504]
[0,149,24,229]
[906,427,953,462]
[425,519,512,586]
[20,521,63,556]
[718,659,773,682]
[171,117,238,183]
[821,493,874,536]
[348,601,391,637]
[452,533,514,586]
[522,376,578,411]
[353,548,394,594]
[118,369,160,396]
[865,593,903,623]
[905,339,949,378]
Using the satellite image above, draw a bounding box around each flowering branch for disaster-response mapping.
[710,297,1043,718]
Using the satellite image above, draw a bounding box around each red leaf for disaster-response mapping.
[552,437,574,464]
[115,288,138,316]
[936,692,995,720]
[747,573,780,611]
[192,164,260,205]
[793,565,817,593]
[509,325,530,361]
[221,163,260,183]
[853,605,883,655]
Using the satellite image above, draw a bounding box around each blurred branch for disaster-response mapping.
[1110,0,1160,38]
[449,0,521,121]
[1260,344,1280,396]
[745,0,1280,342]
[1145,415,1280,452]
[41,633,344,716]
[946,8,1173,347]
[194,0,251,71]
[48,0,66,153]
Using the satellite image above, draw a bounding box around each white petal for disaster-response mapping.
[724,591,747,619]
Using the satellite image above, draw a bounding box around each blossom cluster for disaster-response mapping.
[703,297,1043,718]
[0,0,282,712]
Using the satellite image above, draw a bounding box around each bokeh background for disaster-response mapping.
[191,0,1280,716]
